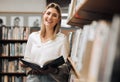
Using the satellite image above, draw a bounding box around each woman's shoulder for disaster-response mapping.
[57,32,66,39]
[29,31,40,36]
[28,31,40,38]
[56,32,67,42]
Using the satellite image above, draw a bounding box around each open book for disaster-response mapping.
[20,56,65,70]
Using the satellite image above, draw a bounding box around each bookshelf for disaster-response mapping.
[0,26,30,82]
[67,0,120,27]
[67,0,120,82]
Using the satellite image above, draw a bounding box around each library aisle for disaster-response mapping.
[0,0,120,82]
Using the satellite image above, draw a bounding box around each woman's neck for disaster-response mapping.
[45,26,54,37]
[41,29,54,43]
[45,29,54,38]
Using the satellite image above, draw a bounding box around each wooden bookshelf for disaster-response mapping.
[0,72,26,76]
[67,0,120,27]
[67,0,120,82]
[0,56,23,59]
[0,40,27,43]
[68,57,80,78]
[0,26,30,82]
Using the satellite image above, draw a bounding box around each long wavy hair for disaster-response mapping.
[40,3,62,40]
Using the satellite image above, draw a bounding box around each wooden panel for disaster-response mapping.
[67,0,120,27]
[79,0,120,14]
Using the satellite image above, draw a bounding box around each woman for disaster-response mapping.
[20,3,70,82]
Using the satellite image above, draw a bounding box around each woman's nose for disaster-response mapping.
[48,14,52,19]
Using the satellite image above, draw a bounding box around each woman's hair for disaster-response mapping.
[40,3,62,40]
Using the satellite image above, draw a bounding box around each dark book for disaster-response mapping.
[20,56,65,70]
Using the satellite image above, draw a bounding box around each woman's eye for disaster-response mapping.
[46,11,59,18]
[46,12,50,15]
[53,14,57,17]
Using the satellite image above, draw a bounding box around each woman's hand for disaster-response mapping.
[19,61,28,68]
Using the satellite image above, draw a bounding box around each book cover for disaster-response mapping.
[20,56,65,70]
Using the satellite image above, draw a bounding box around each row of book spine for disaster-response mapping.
[1,75,26,82]
[0,43,26,57]
[0,25,30,40]
[68,15,120,82]
[1,59,25,73]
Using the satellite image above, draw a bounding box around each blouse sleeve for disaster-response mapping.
[24,33,33,60]
[60,36,70,62]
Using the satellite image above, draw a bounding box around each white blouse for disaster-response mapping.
[24,31,70,68]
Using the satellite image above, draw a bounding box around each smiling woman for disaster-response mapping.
[41,3,61,41]
[20,2,70,82]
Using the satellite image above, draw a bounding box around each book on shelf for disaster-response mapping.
[20,56,65,70]
[87,20,110,82]
[1,75,26,82]
[0,26,30,40]
[97,15,120,82]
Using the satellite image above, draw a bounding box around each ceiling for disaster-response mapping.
[46,0,71,7]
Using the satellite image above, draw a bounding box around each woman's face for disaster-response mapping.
[43,8,60,29]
